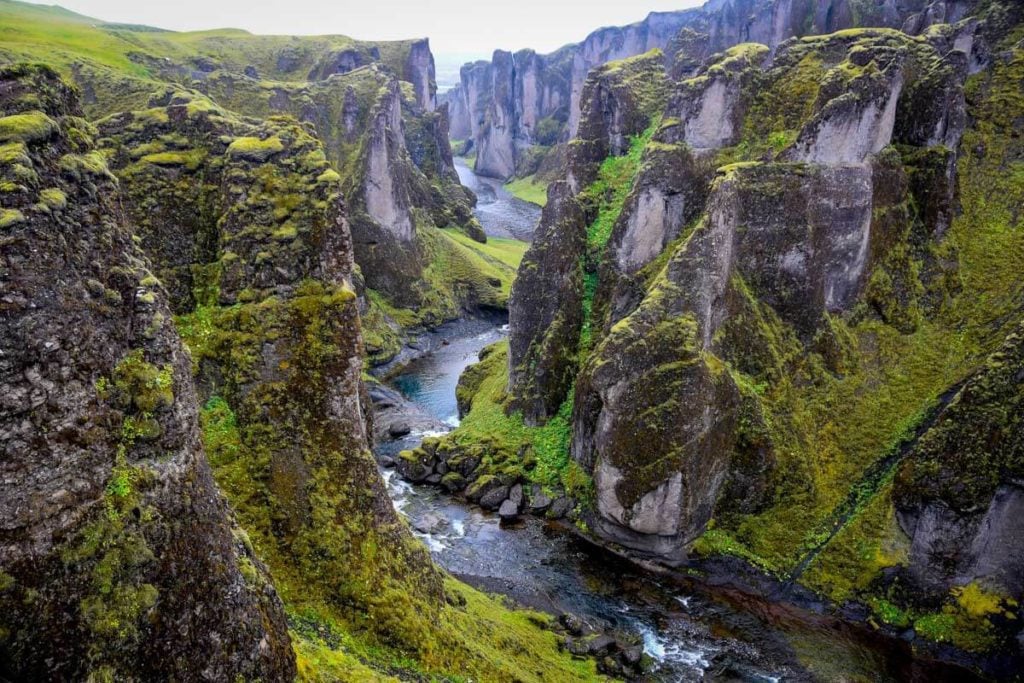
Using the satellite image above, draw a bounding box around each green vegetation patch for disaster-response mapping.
[443,341,593,503]
[226,135,284,162]
[504,175,548,206]
[0,111,57,143]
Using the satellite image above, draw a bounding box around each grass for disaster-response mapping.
[444,341,593,502]
[579,121,654,254]
[504,175,548,206]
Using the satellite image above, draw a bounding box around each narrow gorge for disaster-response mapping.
[1,0,1022,681]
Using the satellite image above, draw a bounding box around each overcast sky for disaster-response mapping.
[27,0,704,56]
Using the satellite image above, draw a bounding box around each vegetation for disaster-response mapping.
[504,174,548,206]
[443,341,593,502]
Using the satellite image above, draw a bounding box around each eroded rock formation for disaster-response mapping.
[448,0,983,181]
[0,64,294,682]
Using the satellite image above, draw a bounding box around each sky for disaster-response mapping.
[25,0,705,58]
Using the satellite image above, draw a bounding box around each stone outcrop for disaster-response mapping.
[96,88,447,647]
[894,323,1024,598]
[509,52,669,425]
[449,10,690,179]
[569,27,972,561]
[508,183,586,424]
[0,64,294,681]
[448,0,983,181]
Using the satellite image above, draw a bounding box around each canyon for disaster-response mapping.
[1,0,1023,680]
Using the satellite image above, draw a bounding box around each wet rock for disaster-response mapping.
[558,613,590,637]
[413,512,448,534]
[441,472,466,493]
[426,473,443,485]
[587,634,616,656]
[388,421,412,438]
[378,455,397,468]
[564,637,591,657]
[547,496,573,519]
[479,485,511,511]
[529,487,552,512]
[398,448,436,483]
[508,483,524,508]
[498,499,520,521]
[622,645,643,665]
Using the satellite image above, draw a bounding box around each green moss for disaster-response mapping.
[38,187,66,209]
[138,149,207,170]
[0,111,57,143]
[0,141,30,165]
[58,151,113,180]
[0,208,26,228]
[442,342,590,501]
[579,120,655,254]
[504,175,548,206]
[111,349,174,414]
[226,135,284,161]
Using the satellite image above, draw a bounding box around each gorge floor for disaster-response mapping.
[372,322,990,682]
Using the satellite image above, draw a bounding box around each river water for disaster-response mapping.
[454,157,541,241]
[377,323,792,681]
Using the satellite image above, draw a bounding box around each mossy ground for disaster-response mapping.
[199,395,601,682]
[504,174,549,206]
[441,341,593,503]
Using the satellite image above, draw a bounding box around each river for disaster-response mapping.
[454,157,541,241]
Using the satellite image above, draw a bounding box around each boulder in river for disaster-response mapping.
[498,499,520,521]
[480,485,511,511]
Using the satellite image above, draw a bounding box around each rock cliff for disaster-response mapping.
[95,90,449,652]
[449,0,982,181]
[0,64,294,681]
[478,0,1024,661]
[0,11,494,366]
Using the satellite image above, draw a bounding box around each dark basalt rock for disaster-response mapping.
[507,182,586,424]
[0,64,294,682]
[480,485,512,511]
[894,323,1024,600]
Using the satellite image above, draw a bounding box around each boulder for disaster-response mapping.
[480,485,511,511]
[498,499,520,521]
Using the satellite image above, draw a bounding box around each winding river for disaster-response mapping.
[371,162,982,682]
[454,157,541,241]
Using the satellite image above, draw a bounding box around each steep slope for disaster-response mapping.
[0,64,294,681]
[0,62,602,681]
[0,0,507,368]
[94,87,451,655]
[447,0,1024,666]
[449,0,978,181]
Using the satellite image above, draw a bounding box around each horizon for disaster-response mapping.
[19,0,705,58]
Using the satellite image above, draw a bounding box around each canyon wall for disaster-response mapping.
[0,64,295,682]
[448,0,978,180]
[477,0,1024,660]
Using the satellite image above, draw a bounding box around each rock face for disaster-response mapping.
[509,14,991,570]
[449,10,690,179]
[894,323,1024,597]
[508,182,586,424]
[0,65,294,681]
[0,22,487,342]
[448,0,982,181]
[508,51,670,425]
[95,88,447,646]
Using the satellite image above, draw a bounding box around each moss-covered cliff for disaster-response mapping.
[0,63,295,682]
[0,0,505,369]
[443,0,1024,668]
